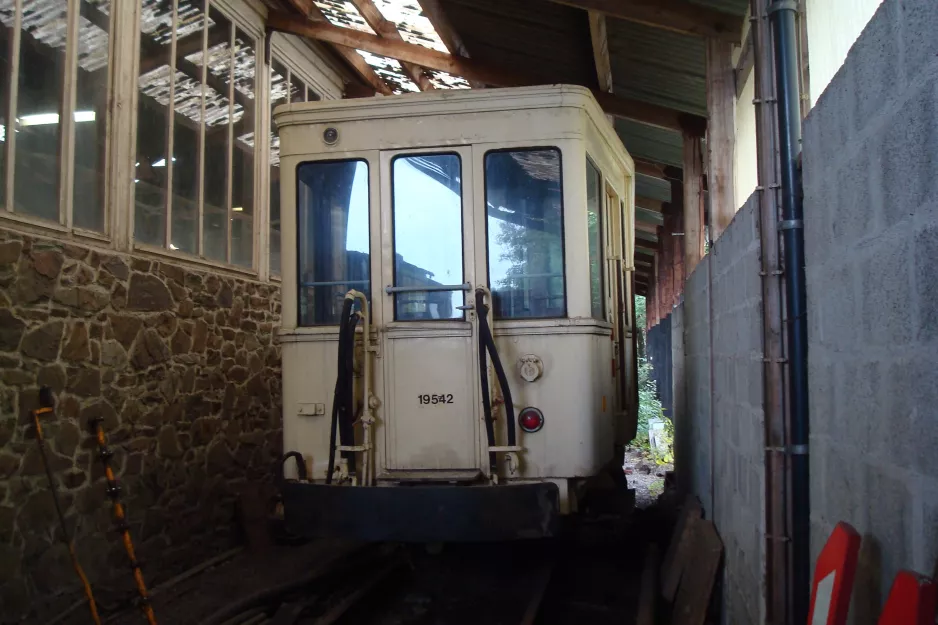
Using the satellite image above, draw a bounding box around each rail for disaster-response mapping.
[384,282,472,294]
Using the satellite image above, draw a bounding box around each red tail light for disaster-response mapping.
[519,407,545,433]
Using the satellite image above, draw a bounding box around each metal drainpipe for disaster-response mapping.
[769,0,810,622]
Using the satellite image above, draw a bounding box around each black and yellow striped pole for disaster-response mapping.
[32,387,102,625]
[87,414,158,625]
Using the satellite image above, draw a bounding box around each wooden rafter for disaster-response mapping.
[588,11,613,93]
[301,2,393,96]
[416,0,485,88]
[350,0,435,91]
[548,0,742,43]
[635,221,659,234]
[635,239,658,252]
[636,196,665,213]
[283,0,317,16]
[266,11,706,132]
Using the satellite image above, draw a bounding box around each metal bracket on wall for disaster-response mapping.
[778,219,804,231]
[767,0,798,14]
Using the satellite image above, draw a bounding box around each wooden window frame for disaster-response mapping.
[0,0,115,244]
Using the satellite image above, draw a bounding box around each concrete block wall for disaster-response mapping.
[679,256,711,509]
[803,0,938,621]
[673,193,765,625]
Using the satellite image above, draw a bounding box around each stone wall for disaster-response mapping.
[803,0,938,621]
[0,227,283,623]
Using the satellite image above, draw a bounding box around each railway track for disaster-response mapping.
[196,542,558,625]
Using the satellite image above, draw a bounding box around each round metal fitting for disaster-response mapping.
[323,127,339,145]
[518,354,544,382]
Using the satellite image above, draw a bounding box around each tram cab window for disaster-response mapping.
[391,154,464,321]
[296,160,370,326]
[586,159,604,320]
[485,149,565,319]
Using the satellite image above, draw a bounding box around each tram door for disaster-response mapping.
[378,147,481,472]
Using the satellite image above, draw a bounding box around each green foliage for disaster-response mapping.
[632,295,672,465]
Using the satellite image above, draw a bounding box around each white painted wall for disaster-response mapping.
[806,0,884,104]
[734,74,758,207]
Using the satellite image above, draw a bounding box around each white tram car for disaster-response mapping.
[275,85,639,542]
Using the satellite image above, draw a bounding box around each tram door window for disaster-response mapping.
[296,159,370,325]
[484,148,565,319]
[390,154,464,321]
[586,160,604,320]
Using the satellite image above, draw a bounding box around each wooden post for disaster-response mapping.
[660,219,672,318]
[669,177,686,303]
[682,133,705,277]
[707,39,736,242]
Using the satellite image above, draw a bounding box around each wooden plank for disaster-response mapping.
[284,0,316,16]
[635,220,659,234]
[637,544,660,625]
[637,196,665,213]
[672,519,723,625]
[588,11,613,93]
[707,39,736,242]
[265,12,705,132]
[519,563,554,625]
[305,4,393,96]
[548,0,743,43]
[682,133,704,277]
[416,0,484,88]
[635,159,666,180]
[660,495,702,601]
[350,0,435,91]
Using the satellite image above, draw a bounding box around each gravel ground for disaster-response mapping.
[623,448,672,509]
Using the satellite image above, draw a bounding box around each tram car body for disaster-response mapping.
[275,85,639,542]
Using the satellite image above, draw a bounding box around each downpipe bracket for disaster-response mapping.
[768,0,798,14]
[778,219,804,231]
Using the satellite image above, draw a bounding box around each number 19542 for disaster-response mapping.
[418,394,454,405]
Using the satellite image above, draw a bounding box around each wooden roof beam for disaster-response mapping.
[350,0,435,91]
[294,2,393,96]
[548,0,743,43]
[416,0,485,89]
[265,12,707,132]
[588,11,613,94]
[635,220,659,234]
[636,196,665,213]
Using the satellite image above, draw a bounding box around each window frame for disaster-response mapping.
[483,146,567,321]
[389,151,466,322]
[268,48,322,279]
[586,155,605,321]
[294,157,372,327]
[0,0,115,241]
[131,0,264,270]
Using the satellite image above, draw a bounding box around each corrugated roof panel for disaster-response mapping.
[608,20,707,116]
[357,50,420,93]
[615,119,683,168]
[437,0,595,86]
[314,0,376,34]
[636,176,671,202]
[689,0,749,18]
[372,0,449,52]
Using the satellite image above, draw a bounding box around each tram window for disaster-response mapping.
[391,154,464,321]
[296,160,370,326]
[485,148,565,319]
[586,159,603,319]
